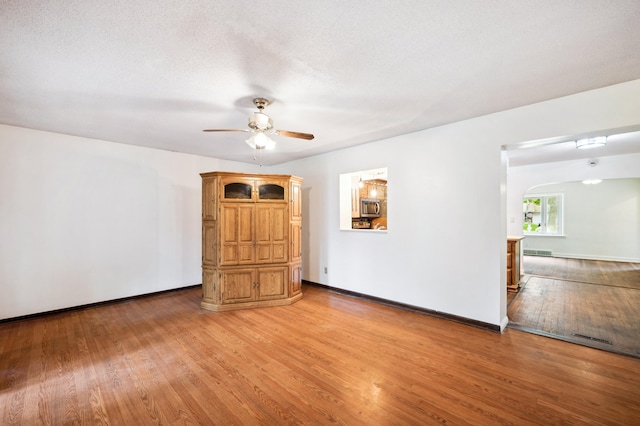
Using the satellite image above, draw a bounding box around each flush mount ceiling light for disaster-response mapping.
[582,179,602,185]
[576,136,607,150]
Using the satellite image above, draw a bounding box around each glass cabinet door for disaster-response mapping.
[223,182,253,200]
[258,183,285,200]
[220,177,287,202]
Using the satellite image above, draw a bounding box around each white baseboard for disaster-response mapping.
[550,252,640,263]
[500,316,510,333]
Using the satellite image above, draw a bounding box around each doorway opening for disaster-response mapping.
[504,128,640,358]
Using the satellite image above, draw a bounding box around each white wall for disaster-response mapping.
[273,79,640,329]
[507,153,640,235]
[517,178,640,262]
[507,153,640,261]
[0,124,260,320]
[3,79,640,326]
[274,126,505,328]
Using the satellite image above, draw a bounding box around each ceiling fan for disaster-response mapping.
[203,97,314,150]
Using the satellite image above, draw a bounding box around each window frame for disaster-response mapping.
[522,193,564,236]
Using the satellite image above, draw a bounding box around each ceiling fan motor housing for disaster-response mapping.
[249,112,273,131]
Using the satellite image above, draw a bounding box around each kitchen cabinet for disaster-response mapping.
[200,172,303,311]
[507,236,525,292]
[351,187,361,219]
[359,179,386,200]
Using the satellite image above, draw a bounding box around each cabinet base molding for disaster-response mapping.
[201,292,303,312]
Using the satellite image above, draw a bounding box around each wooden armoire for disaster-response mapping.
[507,236,524,292]
[200,171,303,311]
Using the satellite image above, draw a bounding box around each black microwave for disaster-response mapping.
[361,198,381,218]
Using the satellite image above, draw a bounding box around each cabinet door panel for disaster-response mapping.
[222,205,237,243]
[221,205,238,264]
[290,263,302,296]
[256,205,288,263]
[255,206,273,262]
[237,205,255,264]
[238,206,254,242]
[202,178,218,220]
[258,183,285,200]
[202,221,217,266]
[221,204,255,265]
[271,206,287,263]
[272,243,286,263]
[220,177,255,201]
[290,221,302,263]
[290,179,302,219]
[221,269,255,304]
[257,267,287,300]
[256,178,288,202]
[351,187,360,219]
[202,268,218,304]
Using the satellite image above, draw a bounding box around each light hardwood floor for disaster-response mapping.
[2,284,639,424]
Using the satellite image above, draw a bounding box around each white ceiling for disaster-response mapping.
[2,1,640,166]
[506,128,640,167]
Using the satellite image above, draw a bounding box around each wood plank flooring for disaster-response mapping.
[2,284,640,425]
[508,256,640,358]
[521,256,640,289]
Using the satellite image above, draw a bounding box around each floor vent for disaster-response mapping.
[573,334,612,345]
[523,249,553,256]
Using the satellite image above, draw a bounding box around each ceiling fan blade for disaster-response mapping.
[202,129,250,133]
[275,130,315,140]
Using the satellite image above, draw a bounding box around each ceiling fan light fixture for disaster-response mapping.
[246,132,275,150]
[249,112,273,131]
[576,136,607,150]
[203,96,314,155]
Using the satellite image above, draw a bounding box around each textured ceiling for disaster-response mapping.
[1,1,640,165]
